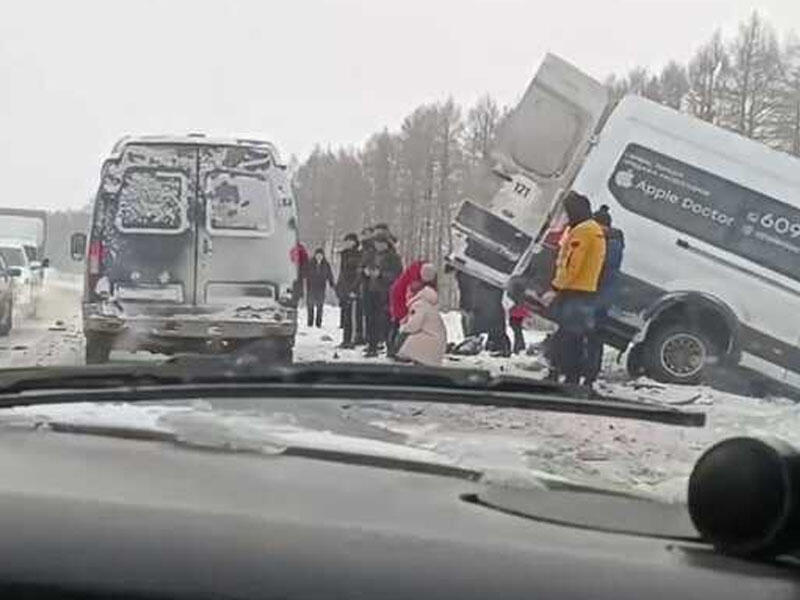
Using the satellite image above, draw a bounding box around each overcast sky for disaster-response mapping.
[1,0,798,209]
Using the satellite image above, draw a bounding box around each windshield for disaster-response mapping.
[0,247,25,267]
[2,0,800,534]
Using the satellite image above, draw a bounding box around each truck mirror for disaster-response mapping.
[70,233,87,261]
[41,258,50,268]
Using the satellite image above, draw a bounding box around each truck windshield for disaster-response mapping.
[0,247,24,267]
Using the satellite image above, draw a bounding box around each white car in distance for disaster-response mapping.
[0,239,44,318]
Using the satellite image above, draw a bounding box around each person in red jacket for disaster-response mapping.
[388,261,436,356]
[289,242,309,305]
[509,302,532,355]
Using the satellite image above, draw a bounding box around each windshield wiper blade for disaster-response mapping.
[0,361,705,427]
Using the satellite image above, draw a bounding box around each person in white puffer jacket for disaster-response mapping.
[396,279,447,367]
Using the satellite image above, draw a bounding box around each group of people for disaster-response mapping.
[542,192,625,386]
[292,223,447,366]
[291,190,623,382]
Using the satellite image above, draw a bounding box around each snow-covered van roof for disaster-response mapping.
[109,135,282,164]
[600,95,800,205]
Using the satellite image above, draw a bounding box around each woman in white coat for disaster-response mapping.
[396,278,447,367]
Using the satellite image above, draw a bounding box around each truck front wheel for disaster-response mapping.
[642,323,714,385]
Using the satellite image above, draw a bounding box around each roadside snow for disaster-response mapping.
[1,296,798,504]
[294,304,800,502]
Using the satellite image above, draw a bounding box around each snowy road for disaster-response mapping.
[0,273,84,368]
[4,286,800,502]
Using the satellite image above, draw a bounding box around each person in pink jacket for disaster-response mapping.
[396,277,447,367]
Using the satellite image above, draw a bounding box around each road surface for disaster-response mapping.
[3,271,799,503]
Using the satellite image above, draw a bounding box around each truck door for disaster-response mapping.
[495,53,610,203]
[101,144,198,307]
[449,54,610,289]
[195,145,286,307]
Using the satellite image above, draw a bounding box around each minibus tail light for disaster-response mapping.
[88,241,104,275]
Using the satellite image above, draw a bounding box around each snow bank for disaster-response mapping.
[293,304,800,502]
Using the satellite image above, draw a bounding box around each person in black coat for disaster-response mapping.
[305,248,335,328]
[361,231,403,357]
[336,233,363,348]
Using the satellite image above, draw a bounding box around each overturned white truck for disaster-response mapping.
[448,54,800,394]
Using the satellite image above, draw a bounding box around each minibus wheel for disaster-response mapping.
[644,322,714,385]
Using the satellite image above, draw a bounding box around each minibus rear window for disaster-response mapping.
[115,169,188,234]
[205,171,273,236]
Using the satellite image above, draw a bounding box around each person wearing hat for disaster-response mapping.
[583,204,625,385]
[396,275,447,366]
[360,230,402,357]
[336,232,363,348]
[389,261,436,356]
[373,222,398,245]
[543,191,607,385]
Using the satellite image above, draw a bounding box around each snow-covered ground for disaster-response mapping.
[294,304,800,502]
[2,290,799,503]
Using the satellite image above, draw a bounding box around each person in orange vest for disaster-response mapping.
[542,192,607,385]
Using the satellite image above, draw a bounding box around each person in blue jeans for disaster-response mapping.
[542,193,607,385]
[583,205,625,386]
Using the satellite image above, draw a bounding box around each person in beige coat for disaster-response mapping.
[396,281,447,366]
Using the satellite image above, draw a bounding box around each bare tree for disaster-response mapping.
[687,30,728,122]
[722,11,784,141]
[773,35,800,155]
[465,94,500,166]
[659,61,690,109]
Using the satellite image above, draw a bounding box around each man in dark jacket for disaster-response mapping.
[361,231,403,357]
[358,226,375,343]
[583,205,625,385]
[336,233,363,348]
[305,248,335,328]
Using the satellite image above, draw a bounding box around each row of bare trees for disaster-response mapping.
[294,96,508,305]
[606,11,800,154]
[294,11,798,305]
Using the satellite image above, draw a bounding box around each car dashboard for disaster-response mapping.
[0,428,796,599]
